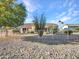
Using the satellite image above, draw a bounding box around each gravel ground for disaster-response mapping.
[0,35,79,59]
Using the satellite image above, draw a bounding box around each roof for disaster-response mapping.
[65,24,79,27]
[20,23,33,29]
[45,23,57,28]
[46,23,57,26]
[20,23,58,28]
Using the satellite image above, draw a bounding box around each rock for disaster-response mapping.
[0,37,79,59]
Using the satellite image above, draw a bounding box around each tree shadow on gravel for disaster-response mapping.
[22,34,79,45]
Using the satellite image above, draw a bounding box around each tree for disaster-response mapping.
[0,0,27,36]
[33,14,46,37]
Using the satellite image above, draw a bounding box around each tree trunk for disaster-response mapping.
[39,31,43,37]
[0,30,2,38]
[5,28,8,37]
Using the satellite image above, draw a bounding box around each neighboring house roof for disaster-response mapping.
[63,24,79,30]
[21,23,33,29]
[45,23,57,28]
[65,24,79,27]
[20,23,58,29]
[46,23,57,26]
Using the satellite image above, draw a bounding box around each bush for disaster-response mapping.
[12,29,20,33]
[38,30,43,37]
[76,28,79,30]
[64,30,73,35]
[30,31,34,34]
[53,29,58,34]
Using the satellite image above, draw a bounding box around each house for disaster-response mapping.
[63,24,79,32]
[19,23,58,34]
[18,23,35,33]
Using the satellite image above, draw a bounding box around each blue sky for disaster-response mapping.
[18,0,79,24]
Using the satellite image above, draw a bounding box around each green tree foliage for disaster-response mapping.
[33,14,46,37]
[0,0,27,27]
[0,0,27,36]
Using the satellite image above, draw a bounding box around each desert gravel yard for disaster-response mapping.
[0,34,79,59]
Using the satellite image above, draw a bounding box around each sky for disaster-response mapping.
[18,0,79,25]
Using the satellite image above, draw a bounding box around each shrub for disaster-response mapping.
[64,30,73,35]
[53,28,58,34]
[38,30,43,37]
[30,31,34,34]
[76,28,79,30]
[12,29,20,33]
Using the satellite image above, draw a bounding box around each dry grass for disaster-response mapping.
[0,34,22,42]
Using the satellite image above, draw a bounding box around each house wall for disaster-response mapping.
[19,24,58,34]
[63,24,79,32]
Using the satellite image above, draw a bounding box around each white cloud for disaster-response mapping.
[74,11,79,14]
[69,0,74,7]
[62,0,75,8]
[66,18,79,24]
[55,7,75,23]
[67,1,77,16]
[56,12,66,19]
[72,10,79,16]
[57,1,76,22]
[49,1,62,9]
[67,5,79,17]
[63,0,69,7]
[23,0,36,12]
[54,0,75,19]
[23,0,41,13]
[67,7,74,16]
[22,0,42,23]
[60,16,71,22]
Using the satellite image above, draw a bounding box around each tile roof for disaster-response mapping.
[65,24,79,26]
[20,23,57,28]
